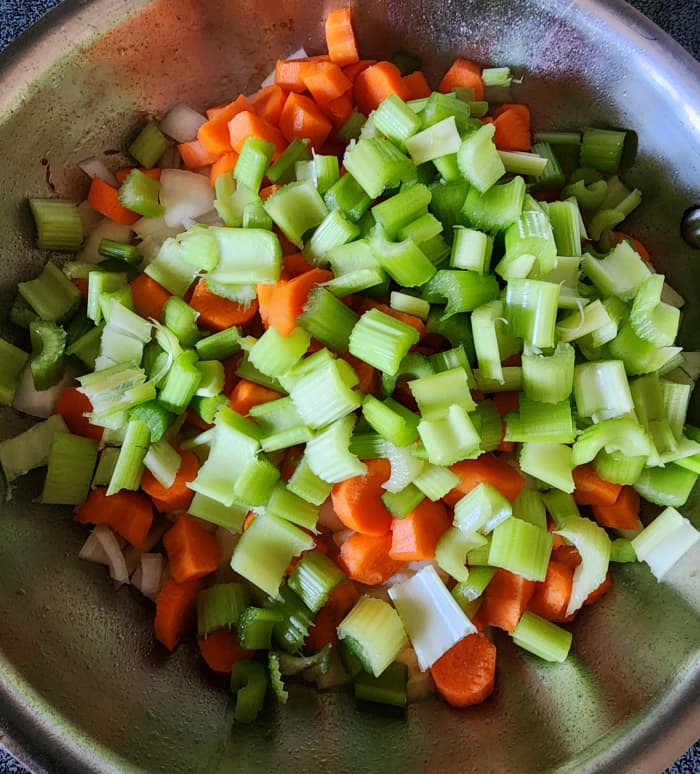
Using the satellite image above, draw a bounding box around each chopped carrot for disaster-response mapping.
[230,379,284,415]
[325,7,360,66]
[402,70,431,100]
[445,454,526,507]
[591,485,642,531]
[480,568,536,633]
[492,104,531,151]
[221,354,241,396]
[438,58,485,100]
[186,407,213,432]
[228,110,287,157]
[338,532,404,585]
[130,273,171,321]
[197,94,253,155]
[249,83,288,126]
[317,92,354,129]
[279,92,334,151]
[583,571,612,606]
[259,184,281,201]
[206,103,227,119]
[177,139,220,169]
[353,61,410,115]
[163,516,221,583]
[306,579,360,652]
[572,463,622,506]
[280,445,305,481]
[52,386,103,441]
[154,576,203,651]
[209,151,239,184]
[331,458,393,536]
[275,55,331,92]
[492,391,520,416]
[551,544,582,570]
[283,251,316,277]
[87,177,139,225]
[189,279,259,331]
[71,277,89,301]
[343,59,377,83]
[527,560,574,623]
[256,268,334,335]
[115,168,161,184]
[197,628,255,674]
[141,448,200,513]
[430,633,496,707]
[339,352,379,395]
[76,487,153,549]
[389,499,451,561]
[302,61,353,104]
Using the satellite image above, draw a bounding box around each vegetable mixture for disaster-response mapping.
[1,5,699,721]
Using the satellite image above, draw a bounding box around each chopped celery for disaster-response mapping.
[197,583,249,637]
[512,611,572,662]
[288,550,346,613]
[19,261,82,323]
[355,662,408,708]
[631,506,700,580]
[488,517,553,581]
[42,432,98,505]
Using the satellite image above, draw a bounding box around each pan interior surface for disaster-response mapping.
[0,1,698,772]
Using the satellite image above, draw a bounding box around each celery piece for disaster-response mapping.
[163,297,200,347]
[306,414,367,484]
[144,238,197,297]
[91,447,119,489]
[593,449,647,486]
[297,286,359,353]
[230,660,268,724]
[373,93,422,150]
[0,414,68,483]
[505,397,576,445]
[406,116,462,166]
[354,662,408,708]
[262,180,328,248]
[288,550,346,614]
[417,404,481,466]
[349,308,419,376]
[475,366,523,394]
[629,274,680,347]
[522,342,575,404]
[324,173,372,223]
[233,455,280,507]
[264,585,315,654]
[631,506,700,580]
[19,261,82,323]
[143,437,181,488]
[388,565,475,671]
[287,357,361,430]
[267,138,311,184]
[338,596,408,677]
[489,517,552,581]
[450,226,493,274]
[371,184,431,240]
[549,199,582,257]
[187,492,247,531]
[118,169,163,218]
[610,538,637,564]
[176,225,220,272]
[195,326,242,361]
[29,320,66,391]
[362,394,419,447]
[421,92,472,131]
[397,212,443,244]
[214,175,258,228]
[573,360,634,422]
[249,326,310,378]
[497,210,556,278]
[581,239,651,302]
[0,338,29,406]
[41,432,98,505]
[129,120,170,167]
[557,298,616,344]
[579,127,626,174]
[249,396,313,453]
[235,136,275,193]
[633,464,698,508]
[473,399,503,453]
[287,455,333,506]
[106,419,149,495]
[264,482,319,531]
[194,361,225,398]
[382,442,424,493]
[453,482,512,534]
[422,269,499,318]
[381,484,425,518]
[504,278,559,349]
[380,351,434,396]
[343,137,417,199]
[429,179,469,233]
[520,442,574,493]
[498,150,548,177]
[562,178,608,212]
[435,526,485,582]
[429,344,475,385]
[98,238,140,264]
[129,399,175,443]
[470,300,507,385]
[231,513,314,598]
[531,141,565,190]
[389,291,430,320]
[370,227,436,288]
[349,431,387,460]
[608,321,682,377]
[451,566,496,617]
[29,198,83,252]
[304,209,360,266]
[555,515,611,615]
[409,368,475,420]
[512,611,572,662]
[207,226,282,285]
[197,583,249,637]
[457,123,506,193]
[242,200,273,230]
[10,293,39,329]
[158,349,202,413]
[462,175,526,233]
[512,490,547,530]
[541,490,580,528]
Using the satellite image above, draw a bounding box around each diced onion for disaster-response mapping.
[131,553,165,601]
[91,525,130,585]
[159,169,215,228]
[12,364,76,419]
[159,102,207,143]
[78,157,119,187]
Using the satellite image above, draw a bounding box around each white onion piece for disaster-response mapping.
[78,157,119,187]
[318,497,345,532]
[159,102,207,143]
[92,525,130,585]
[78,530,111,566]
[160,169,215,228]
[123,520,170,574]
[77,218,133,264]
[132,553,166,601]
[12,364,77,418]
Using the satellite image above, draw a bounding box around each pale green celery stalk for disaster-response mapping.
[143,437,181,489]
[197,583,250,638]
[450,226,493,274]
[382,442,424,494]
[0,414,68,484]
[397,212,443,244]
[286,455,333,506]
[264,482,319,531]
[512,490,547,529]
[505,397,576,444]
[288,551,345,614]
[86,271,127,324]
[231,513,314,598]
[233,455,280,507]
[188,492,248,531]
[573,360,634,421]
[371,184,431,240]
[436,527,486,581]
[453,482,512,534]
[498,151,548,177]
[0,338,29,406]
[91,447,120,489]
[389,291,430,320]
[475,366,523,393]
[248,397,313,453]
[471,300,508,385]
[631,506,700,580]
[348,308,420,376]
[452,566,496,617]
[429,344,476,388]
[633,464,698,507]
[304,209,360,266]
[522,343,575,404]
[519,442,575,493]
[629,274,680,347]
[106,419,150,495]
[370,227,436,288]
[249,326,310,378]
[461,176,526,233]
[29,199,83,252]
[489,517,553,581]
[581,239,651,301]
[343,136,417,199]
[381,484,425,517]
[305,414,367,483]
[540,490,580,528]
[405,116,462,165]
[571,417,651,467]
[512,611,572,662]
[372,93,423,149]
[457,123,505,193]
[409,368,476,421]
[287,356,361,430]
[504,278,560,349]
[661,379,691,440]
[421,269,500,318]
[594,449,647,485]
[177,225,220,272]
[297,286,359,353]
[417,404,481,466]
[207,227,282,285]
[362,394,419,447]
[41,432,98,505]
[144,237,198,296]
[557,299,617,344]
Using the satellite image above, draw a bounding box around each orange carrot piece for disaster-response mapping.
[87,177,139,225]
[115,168,161,184]
[302,61,353,104]
[155,576,203,651]
[189,278,259,331]
[256,268,334,335]
[572,464,622,506]
[209,151,239,184]
[278,92,334,151]
[331,458,394,536]
[306,579,360,652]
[163,516,220,583]
[339,352,379,395]
[228,110,287,157]
[206,104,227,119]
[230,379,284,416]
[197,94,253,155]
[197,628,255,674]
[52,386,103,441]
[430,632,496,707]
[527,560,574,623]
[283,251,316,277]
[492,391,520,416]
[551,544,582,570]
[445,454,526,507]
[480,569,536,633]
[130,273,171,321]
[177,139,220,169]
[76,487,153,549]
[275,55,331,92]
[402,70,431,100]
[71,277,89,301]
[338,532,404,585]
[591,485,642,531]
[319,92,354,130]
[141,448,200,513]
[492,104,531,151]
[389,499,451,561]
[249,83,288,127]
[438,58,485,100]
[343,59,377,83]
[325,7,360,66]
[260,184,281,201]
[354,61,410,115]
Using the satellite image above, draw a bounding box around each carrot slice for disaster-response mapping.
[197,94,253,155]
[87,177,139,225]
[76,487,154,549]
[445,454,526,506]
[228,110,287,157]
[130,273,171,321]
[339,352,379,395]
[480,568,536,633]
[430,633,497,707]
[343,59,377,83]
[177,139,220,169]
[492,391,520,416]
[389,499,451,561]
[189,279,259,331]
[305,579,360,652]
[209,151,239,184]
[197,628,255,673]
[162,516,220,583]
[338,532,404,585]
[527,560,574,623]
[331,458,393,536]
[249,83,288,126]
[52,386,103,441]
[275,55,331,92]
[279,92,334,151]
[353,61,410,115]
[256,268,334,335]
[325,7,360,66]
[155,576,203,651]
[572,463,622,506]
[283,251,316,277]
[302,61,353,104]
[590,485,642,531]
[492,104,531,151]
[229,379,284,416]
[438,58,485,100]
[402,70,432,100]
[141,448,200,513]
